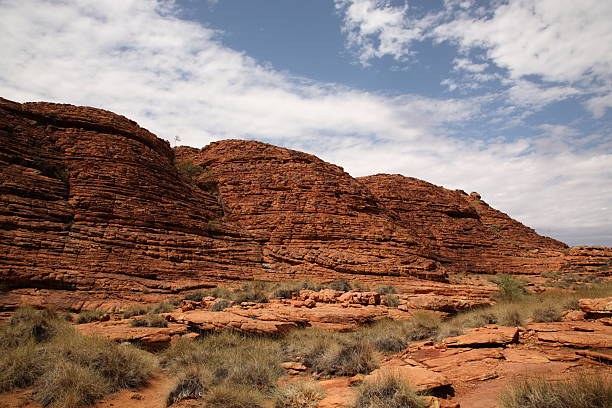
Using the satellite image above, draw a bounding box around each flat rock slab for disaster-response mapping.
[579,297,612,317]
[76,320,188,349]
[167,310,298,334]
[443,326,519,347]
[366,366,451,392]
[528,320,612,348]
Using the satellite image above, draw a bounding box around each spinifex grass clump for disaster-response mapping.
[352,372,427,408]
[499,373,612,408]
[0,306,156,407]
[274,381,324,408]
[162,331,283,405]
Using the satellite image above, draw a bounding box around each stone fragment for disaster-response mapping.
[443,326,519,347]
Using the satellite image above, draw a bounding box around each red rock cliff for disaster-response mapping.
[1,99,609,306]
[0,98,262,306]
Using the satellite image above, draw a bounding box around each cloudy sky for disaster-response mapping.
[1,0,611,246]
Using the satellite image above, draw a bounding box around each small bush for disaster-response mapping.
[315,340,379,376]
[274,381,324,408]
[325,278,353,292]
[2,306,64,346]
[130,314,168,328]
[499,373,612,408]
[211,299,232,312]
[166,366,211,406]
[531,305,562,323]
[122,304,151,318]
[384,294,401,308]
[234,289,269,304]
[33,360,109,408]
[375,285,398,295]
[202,384,264,408]
[0,343,43,391]
[352,371,427,408]
[405,312,442,341]
[498,308,524,327]
[150,301,174,314]
[76,309,106,324]
[492,274,528,302]
[183,291,207,302]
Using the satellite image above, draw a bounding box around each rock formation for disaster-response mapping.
[1,98,610,306]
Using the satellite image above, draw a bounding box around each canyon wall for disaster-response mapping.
[1,98,609,306]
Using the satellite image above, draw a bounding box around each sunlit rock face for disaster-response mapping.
[1,97,609,306]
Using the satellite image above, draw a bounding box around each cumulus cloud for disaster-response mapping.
[0,0,610,245]
[334,0,429,65]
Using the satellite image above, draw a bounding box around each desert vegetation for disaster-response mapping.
[0,278,610,407]
[499,373,612,408]
[0,306,156,407]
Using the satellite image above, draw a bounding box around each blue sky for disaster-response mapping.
[0,0,611,245]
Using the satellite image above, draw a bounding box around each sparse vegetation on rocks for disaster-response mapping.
[499,373,612,408]
[352,372,427,408]
[0,306,156,407]
[76,308,106,324]
[274,381,324,408]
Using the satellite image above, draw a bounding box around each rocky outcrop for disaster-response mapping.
[175,141,448,283]
[0,98,262,305]
[1,98,610,305]
[359,175,572,275]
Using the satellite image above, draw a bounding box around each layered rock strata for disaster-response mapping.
[0,98,262,304]
[1,98,609,305]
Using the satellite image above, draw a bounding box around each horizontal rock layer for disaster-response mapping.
[1,98,610,304]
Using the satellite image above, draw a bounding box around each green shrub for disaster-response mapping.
[176,160,203,178]
[234,289,269,304]
[492,274,528,302]
[274,381,324,408]
[183,290,207,302]
[384,294,401,308]
[76,309,106,324]
[499,373,612,408]
[352,372,427,408]
[0,307,156,407]
[2,306,65,346]
[315,340,379,376]
[0,343,43,391]
[325,278,353,292]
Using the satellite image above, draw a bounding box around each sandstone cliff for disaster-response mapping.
[1,98,609,305]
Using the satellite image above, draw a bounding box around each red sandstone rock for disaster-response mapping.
[75,320,188,350]
[1,97,610,305]
[579,297,612,317]
[366,366,451,392]
[443,326,520,347]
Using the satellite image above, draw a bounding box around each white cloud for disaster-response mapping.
[434,0,612,84]
[507,80,580,110]
[0,0,610,245]
[334,0,428,65]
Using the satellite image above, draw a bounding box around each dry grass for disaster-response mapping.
[384,294,400,308]
[374,285,398,295]
[202,384,264,408]
[130,314,168,328]
[76,308,106,324]
[499,373,612,408]
[274,381,324,408]
[162,331,283,405]
[352,372,427,408]
[166,366,211,406]
[0,306,156,407]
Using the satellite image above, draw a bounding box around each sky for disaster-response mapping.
[0,0,610,246]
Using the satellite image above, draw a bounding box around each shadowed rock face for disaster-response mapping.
[358,174,570,275]
[1,98,610,305]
